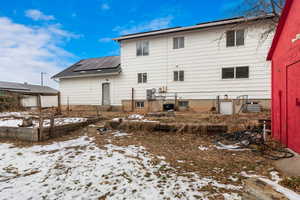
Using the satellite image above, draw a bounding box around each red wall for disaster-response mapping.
[271,0,300,153]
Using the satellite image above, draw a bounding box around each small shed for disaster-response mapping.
[0,81,59,109]
[267,0,300,153]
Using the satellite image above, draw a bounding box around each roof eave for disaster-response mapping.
[53,71,121,80]
[113,15,275,42]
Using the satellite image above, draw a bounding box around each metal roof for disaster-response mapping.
[113,15,275,41]
[0,81,58,94]
[52,56,121,79]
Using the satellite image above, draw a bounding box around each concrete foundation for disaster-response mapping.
[0,127,39,141]
[0,118,100,142]
[122,99,271,113]
[243,178,288,200]
[274,151,300,176]
[106,120,228,135]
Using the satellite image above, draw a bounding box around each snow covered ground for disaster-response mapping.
[0,112,32,118]
[0,117,87,128]
[0,136,242,200]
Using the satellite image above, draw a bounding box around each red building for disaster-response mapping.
[267,0,300,153]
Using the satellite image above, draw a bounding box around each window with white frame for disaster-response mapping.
[222,66,249,79]
[178,101,189,107]
[226,29,245,47]
[136,101,145,108]
[136,40,149,56]
[137,73,147,83]
[173,37,185,49]
[174,70,184,81]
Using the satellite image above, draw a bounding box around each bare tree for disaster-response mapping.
[228,0,285,44]
[236,0,284,23]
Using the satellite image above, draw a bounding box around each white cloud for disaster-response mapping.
[101,3,110,11]
[25,9,55,21]
[0,17,78,88]
[98,37,112,43]
[113,16,173,35]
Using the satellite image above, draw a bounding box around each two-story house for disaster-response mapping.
[53,15,275,113]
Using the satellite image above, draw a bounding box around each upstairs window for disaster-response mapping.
[236,66,249,78]
[173,37,185,49]
[138,73,147,83]
[136,41,149,56]
[226,29,245,47]
[174,70,184,81]
[222,66,249,79]
[222,67,235,79]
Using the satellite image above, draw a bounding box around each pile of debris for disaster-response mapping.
[215,126,294,160]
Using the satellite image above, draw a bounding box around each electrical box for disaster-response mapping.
[146,89,156,100]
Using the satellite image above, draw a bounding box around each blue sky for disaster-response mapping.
[0,0,243,87]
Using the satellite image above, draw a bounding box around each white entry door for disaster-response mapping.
[220,102,233,115]
[102,83,110,105]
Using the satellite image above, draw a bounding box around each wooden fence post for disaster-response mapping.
[38,115,44,141]
[57,92,62,115]
[49,115,54,138]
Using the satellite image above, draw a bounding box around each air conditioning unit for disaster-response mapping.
[146,88,156,100]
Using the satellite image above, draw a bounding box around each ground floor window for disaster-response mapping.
[135,101,145,108]
[178,101,189,107]
[222,66,249,79]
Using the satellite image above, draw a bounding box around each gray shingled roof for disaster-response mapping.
[52,56,121,79]
[113,15,275,41]
[0,81,58,94]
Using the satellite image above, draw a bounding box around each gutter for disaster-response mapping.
[113,15,275,41]
[52,71,121,80]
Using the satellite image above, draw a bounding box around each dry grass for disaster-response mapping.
[90,127,274,186]
[1,110,278,196]
[280,177,300,193]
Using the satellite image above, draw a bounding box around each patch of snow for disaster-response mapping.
[260,178,300,200]
[241,172,300,200]
[177,160,185,163]
[129,119,159,123]
[228,176,239,182]
[112,118,122,122]
[198,145,209,151]
[0,117,87,128]
[157,156,165,160]
[112,131,129,137]
[0,119,23,127]
[223,193,242,200]
[128,114,144,120]
[42,117,87,127]
[0,136,242,200]
[270,171,282,183]
[214,142,249,151]
[0,112,30,118]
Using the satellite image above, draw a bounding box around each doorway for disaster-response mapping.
[102,83,110,106]
[287,61,300,153]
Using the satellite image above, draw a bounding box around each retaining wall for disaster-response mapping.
[0,118,101,142]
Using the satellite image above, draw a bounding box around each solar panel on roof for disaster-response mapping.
[73,56,120,72]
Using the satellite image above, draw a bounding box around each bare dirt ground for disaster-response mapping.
[1,110,299,199]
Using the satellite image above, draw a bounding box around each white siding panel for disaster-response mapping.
[41,96,58,108]
[21,96,37,107]
[59,22,272,106]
